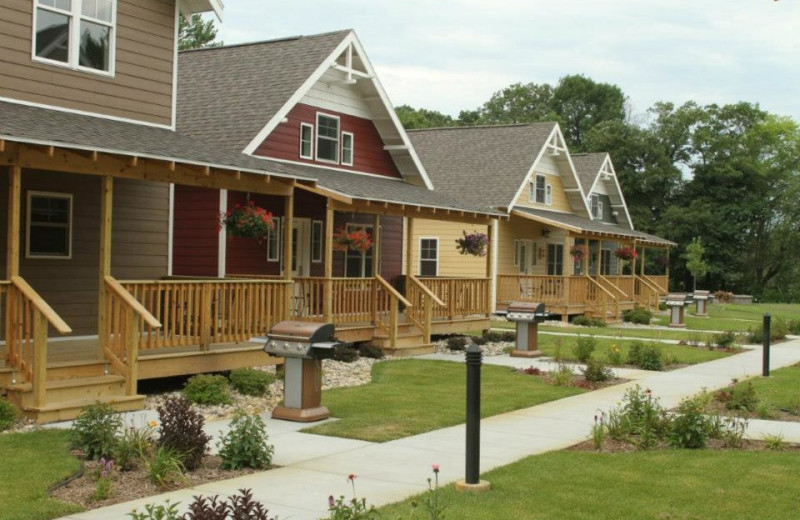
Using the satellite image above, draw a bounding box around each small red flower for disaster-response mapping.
[348,474,357,482]
[432,464,440,473]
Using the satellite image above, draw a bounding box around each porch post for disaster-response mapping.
[562,235,571,322]
[581,238,589,275]
[640,246,646,276]
[323,199,334,322]
[486,219,496,316]
[664,247,670,285]
[597,239,604,276]
[372,214,381,276]
[98,176,113,357]
[6,166,21,278]
[406,217,415,276]
[283,190,294,319]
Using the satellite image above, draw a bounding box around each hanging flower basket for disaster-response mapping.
[455,231,489,257]
[333,228,373,253]
[219,200,275,239]
[570,244,589,260]
[615,246,639,262]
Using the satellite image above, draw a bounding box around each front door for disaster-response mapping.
[518,240,534,275]
[291,219,311,277]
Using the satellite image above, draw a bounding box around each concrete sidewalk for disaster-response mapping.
[58,339,800,520]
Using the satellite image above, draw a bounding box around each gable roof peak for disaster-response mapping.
[178,30,353,55]
[407,121,557,133]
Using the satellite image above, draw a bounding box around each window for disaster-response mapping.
[311,220,323,263]
[341,132,354,166]
[547,244,563,276]
[419,238,439,277]
[545,185,552,206]
[600,249,612,275]
[266,217,282,262]
[514,240,520,266]
[590,195,603,219]
[345,224,374,277]
[26,191,72,258]
[316,113,340,163]
[529,175,546,204]
[34,0,116,74]
[300,123,314,159]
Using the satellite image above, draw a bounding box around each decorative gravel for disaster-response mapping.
[433,339,513,357]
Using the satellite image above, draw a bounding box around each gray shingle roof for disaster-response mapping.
[570,153,607,194]
[0,100,313,180]
[177,31,350,153]
[407,123,556,211]
[513,206,675,246]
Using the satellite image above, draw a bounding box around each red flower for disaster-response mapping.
[348,474,357,482]
[432,464,440,473]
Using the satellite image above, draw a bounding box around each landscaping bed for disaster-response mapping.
[704,365,800,422]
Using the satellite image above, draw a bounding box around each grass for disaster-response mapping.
[735,364,800,414]
[492,320,699,341]
[303,360,584,442]
[0,429,83,520]
[377,450,800,520]
[698,302,800,322]
[654,314,759,331]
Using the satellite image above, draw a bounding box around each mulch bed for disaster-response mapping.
[703,399,800,423]
[569,438,800,453]
[518,368,627,390]
[51,452,264,510]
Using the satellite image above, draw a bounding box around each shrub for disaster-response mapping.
[623,306,653,325]
[500,331,516,342]
[605,385,669,445]
[445,336,468,351]
[115,423,155,471]
[481,330,504,343]
[358,344,385,359]
[713,331,738,349]
[627,341,664,371]
[522,366,542,376]
[715,380,759,412]
[746,319,788,343]
[129,501,182,520]
[157,395,211,471]
[764,433,787,452]
[581,357,614,383]
[471,335,488,346]
[229,368,275,397]
[0,396,17,431]
[217,411,274,470]
[788,319,800,335]
[549,364,575,387]
[606,344,623,365]
[713,290,733,303]
[333,345,360,363]
[658,302,668,311]
[668,394,711,449]
[69,403,122,460]
[144,446,187,488]
[718,415,748,448]
[329,475,379,520]
[572,316,606,327]
[184,374,232,406]
[184,489,277,520]
[572,336,597,363]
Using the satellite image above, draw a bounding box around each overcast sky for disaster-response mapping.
[216,1,799,121]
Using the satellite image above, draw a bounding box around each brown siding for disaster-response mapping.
[0,0,176,126]
[0,170,169,335]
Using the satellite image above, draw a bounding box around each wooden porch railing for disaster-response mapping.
[292,277,389,325]
[644,275,669,294]
[3,277,72,407]
[418,277,491,322]
[634,275,661,310]
[374,275,412,350]
[406,276,445,344]
[119,278,291,350]
[103,277,161,395]
[597,275,631,300]
[497,275,566,305]
[586,276,619,321]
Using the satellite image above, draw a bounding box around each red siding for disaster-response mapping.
[173,186,219,277]
[254,103,402,179]
[332,213,403,285]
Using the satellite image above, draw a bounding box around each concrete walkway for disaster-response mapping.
[57,339,800,520]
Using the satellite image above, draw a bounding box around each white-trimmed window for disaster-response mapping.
[590,195,603,219]
[419,238,439,277]
[34,0,116,75]
[311,220,323,263]
[300,123,314,159]
[341,132,354,166]
[26,191,72,259]
[529,175,546,204]
[547,243,564,276]
[316,113,340,163]
[545,185,552,206]
[266,217,282,262]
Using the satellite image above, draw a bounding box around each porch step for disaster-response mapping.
[22,394,146,424]
[6,374,127,410]
[371,329,434,357]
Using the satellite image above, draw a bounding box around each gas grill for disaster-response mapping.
[264,321,341,422]
[693,290,710,317]
[665,293,692,328]
[506,302,548,357]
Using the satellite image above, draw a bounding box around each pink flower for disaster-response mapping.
[328,495,335,508]
[432,464,440,473]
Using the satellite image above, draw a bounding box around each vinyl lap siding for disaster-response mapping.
[409,220,487,278]
[0,0,176,126]
[514,158,572,213]
[172,186,219,277]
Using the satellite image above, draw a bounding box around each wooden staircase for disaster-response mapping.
[372,322,433,357]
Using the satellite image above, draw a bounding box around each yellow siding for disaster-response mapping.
[409,219,488,277]
[497,216,572,276]
[513,154,573,213]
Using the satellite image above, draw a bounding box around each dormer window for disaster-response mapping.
[316,113,340,163]
[34,0,116,75]
[529,175,547,204]
[590,194,603,219]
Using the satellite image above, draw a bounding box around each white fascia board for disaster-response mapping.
[505,124,556,214]
[553,125,592,218]
[603,155,634,230]
[180,0,224,20]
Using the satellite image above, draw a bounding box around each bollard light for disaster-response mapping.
[762,313,771,377]
[456,344,491,493]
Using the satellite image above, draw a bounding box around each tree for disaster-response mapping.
[551,75,626,151]
[395,105,455,129]
[179,14,222,51]
[683,237,708,291]
[476,82,556,125]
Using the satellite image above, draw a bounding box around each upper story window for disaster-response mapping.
[590,194,603,219]
[529,175,547,204]
[316,113,340,163]
[300,123,314,159]
[34,0,116,75]
[341,132,354,166]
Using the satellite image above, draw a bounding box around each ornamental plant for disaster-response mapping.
[219,200,275,239]
[569,244,589,260]
[614,245,638,262]
[327,474,379,520]
[455,231,489,257]
[332,228,373,253]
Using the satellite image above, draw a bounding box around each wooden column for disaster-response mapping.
[640,246,647,276]
[406,217,415,276]
[372,214,381,276]
[665,247,670,284]
[98,176,113,356]
[597,239,603,276]
[6,166,21,278]
[283,190,294,319]
[323,200,334,322]
[486,220,496,315]
[581,239,589,275]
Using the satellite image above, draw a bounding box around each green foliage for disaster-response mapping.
[549,364,575,387]
[683,237,709,290]
[715,380,759,412]
[228,368,275,397]
[667,394,711,449]
[0,396,17,431]
[184,374,232,405]
[581,357,614,383]
[396,105,455,129]
[746,319,788,343]
[157,395,211,471]
[606,344,623,365]
[627,341,664,371]
[445,336,468,351]
[178,14,221,51]
[328,477,379,520]
[129,501,182,520]
[470,335,488,346]
[572,336,597,363]
[144,446,186,488]
[114,424,155,471]
[572,315,607,327]
[217,411,274,470]
[764,433,787,452]
[358,344,386,359]
[712,330,738,349]
[69,403,122,460]
[788,319,800,335]
[410,467,448,520]
[622,307,653,325]
[333,345,360,363]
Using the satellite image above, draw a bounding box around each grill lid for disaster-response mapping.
[665,293,691,306]
[268,321,335,343]
[507,301,546,314]
[693,290,710,300]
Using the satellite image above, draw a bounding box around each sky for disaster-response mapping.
[215,1,800,121]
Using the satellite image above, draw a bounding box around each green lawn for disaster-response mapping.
[493,320,700,341]
[654,313,760,331]
[737,364,800,413]
[696,302,800,322]
[303,360,584,442]
[0,429,83,520]
[377,450,800,520]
